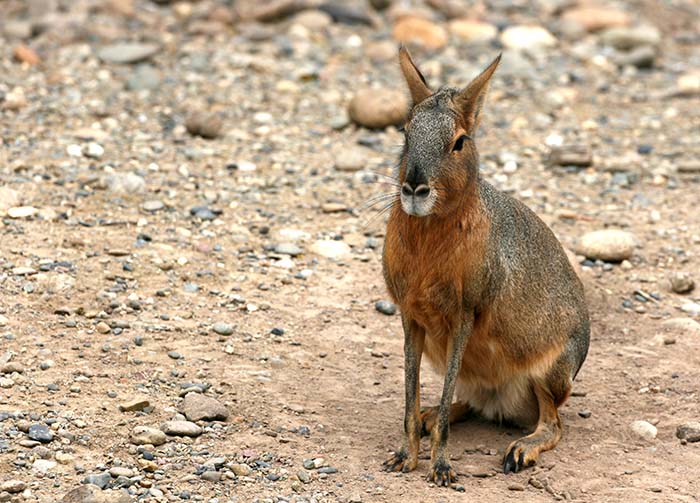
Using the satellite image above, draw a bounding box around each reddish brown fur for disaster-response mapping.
[382,48,589,482]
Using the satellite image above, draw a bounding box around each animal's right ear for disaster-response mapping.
[399,46,432,106]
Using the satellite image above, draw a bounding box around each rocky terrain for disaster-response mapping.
[1,0,700,502]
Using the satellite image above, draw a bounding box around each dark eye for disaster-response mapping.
[452,134,470,152]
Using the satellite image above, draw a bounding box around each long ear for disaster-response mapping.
[455,54,501,134]
[399,45,432,106]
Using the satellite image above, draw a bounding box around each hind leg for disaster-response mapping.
[420,402,472,437]
[503,357,573,474]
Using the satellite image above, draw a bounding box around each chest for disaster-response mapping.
[382,217,487,335]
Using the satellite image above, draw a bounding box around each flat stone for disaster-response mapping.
[501,25,557,51]
[600,26,662,50]
[108,467,134,478]
[106,173,146,194]
[292,9,333,30]
[84,472,111,489]
[33,459,57,472]
[142,200,164,212]
[661,317,700,336]
[577,230,636,262]
[0,362,23,374]
[547,144,593,167]
[118,398,150,412]
[160,420,202,437]
[348,88,408,129]
[12,266,36,276]
[130,426,166,446]
[200,470,222,482]
[98,43,160,64]
[561,6,630,32]
[7,206,38,219]
[392,16,448,49]
[630,420,657,441]
[61,485,133,503]
[274,243,303,257]
[212,322,234,335]
[180,392,229,421]
[612,45,656,69]
[676,422,700,442]
[309,240,351,259]
[230,463,252,477]
[335,147,369,172]
[448,19,498,43]
[680,302,700,316]
[1,481,26,494]
[28,423,53,443]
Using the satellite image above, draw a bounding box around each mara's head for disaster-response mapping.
[397,47,500,217]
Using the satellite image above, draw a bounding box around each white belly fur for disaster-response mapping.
[457,374,538,427]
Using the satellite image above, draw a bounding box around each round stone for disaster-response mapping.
[212,322,234,336]
[375,300,397,315]
[577,230,636,262]
[348,88,408,129]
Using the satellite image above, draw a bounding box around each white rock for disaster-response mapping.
[66,144,83,157]
[501,25,557,51]
[0,314,8,326]
[237,161,257,172]
[578,229,636,262]
[32,459,57,472]
[7,206,38,219]
[84,142,105,158]
[272,257,295,269]
[160,420,203,437]
[106,173,146,194]
[680,302,700,316]
[661,317,700,335]
[629,420,657,441]
[310,240,351,259]
[278,228,311,242]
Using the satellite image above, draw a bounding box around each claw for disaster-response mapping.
[383,450,408,472]
[503,449,517,474]
[503,442,535,474]
[428,459,456,487]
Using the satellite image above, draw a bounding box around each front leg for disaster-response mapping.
[428,313,473,486]
[383,317,425,473]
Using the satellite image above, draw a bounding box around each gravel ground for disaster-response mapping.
[1,0,700,502]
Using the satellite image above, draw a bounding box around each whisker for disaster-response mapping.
[360,198,398,230]
[360,192,400,210]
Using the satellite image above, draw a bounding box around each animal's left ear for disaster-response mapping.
[455,54,501,134]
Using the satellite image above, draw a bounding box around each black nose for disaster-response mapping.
[401,182,431,199]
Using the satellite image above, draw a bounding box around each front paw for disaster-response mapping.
[383,449,412,473]
[427,458,456,486]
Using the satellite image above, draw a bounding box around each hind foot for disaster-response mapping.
[503,438,540,474]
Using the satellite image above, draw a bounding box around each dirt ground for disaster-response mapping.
[1,0,700,502]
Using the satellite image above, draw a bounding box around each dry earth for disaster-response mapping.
[1,1,700,502]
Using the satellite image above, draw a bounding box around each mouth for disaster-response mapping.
[400,193,435,217]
